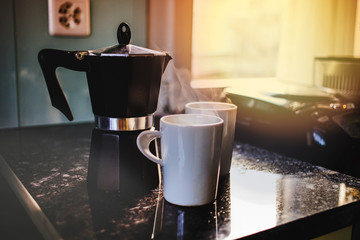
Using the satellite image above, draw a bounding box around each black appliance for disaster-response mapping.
[226,80,360,177]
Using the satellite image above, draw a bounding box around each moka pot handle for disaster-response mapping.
[38,49,89,121]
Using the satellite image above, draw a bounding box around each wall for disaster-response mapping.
[0,0,147,128]
[0,0,17,128]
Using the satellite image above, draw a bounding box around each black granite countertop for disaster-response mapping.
[1,122,360,240]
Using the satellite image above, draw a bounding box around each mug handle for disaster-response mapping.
[137,130,163,165]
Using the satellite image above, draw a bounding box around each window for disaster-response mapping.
[192,0,283,80]
[148,0,358,113]
[192,0,357,85]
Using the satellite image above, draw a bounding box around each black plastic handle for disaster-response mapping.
[117,22,131,45]
[38,49,89,121]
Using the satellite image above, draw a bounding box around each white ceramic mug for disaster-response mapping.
[137,114,223,206]
[185,102,237,176]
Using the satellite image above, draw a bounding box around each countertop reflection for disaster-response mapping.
[0,123,360,239]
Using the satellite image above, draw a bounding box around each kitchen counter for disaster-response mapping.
[1,122,360,239]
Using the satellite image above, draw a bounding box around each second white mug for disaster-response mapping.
[185,102,237,176]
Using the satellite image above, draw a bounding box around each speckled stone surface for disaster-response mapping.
[1,123,360,239]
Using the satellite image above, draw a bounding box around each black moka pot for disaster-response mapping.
[38,22,171,191]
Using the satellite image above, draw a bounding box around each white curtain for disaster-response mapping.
[276,0,357,85]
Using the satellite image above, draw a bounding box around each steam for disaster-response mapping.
[157,61,226,115]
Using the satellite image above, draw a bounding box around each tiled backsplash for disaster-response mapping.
[0,0,147,128]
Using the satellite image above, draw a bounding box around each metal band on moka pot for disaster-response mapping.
[95,115,154,131]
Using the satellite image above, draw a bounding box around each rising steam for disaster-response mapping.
[156,61,226,115]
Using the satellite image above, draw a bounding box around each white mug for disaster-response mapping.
[137,114,223,206]
[185,102,237,176]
